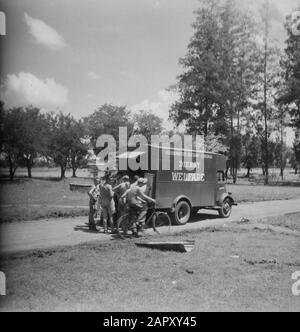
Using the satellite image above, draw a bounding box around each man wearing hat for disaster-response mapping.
[121,177,155,237]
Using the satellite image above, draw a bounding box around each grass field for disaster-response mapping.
[0,213,299,312]
[1,174,300,222]
[0,178,91,222]
[227,184,300,203]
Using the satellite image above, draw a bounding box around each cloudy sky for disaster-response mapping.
[0,0,299,143]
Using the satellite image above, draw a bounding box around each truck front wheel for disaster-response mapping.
[218,198,232,218]
[172,201,191,225]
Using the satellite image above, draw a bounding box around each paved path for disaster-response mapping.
[1,199,300,254]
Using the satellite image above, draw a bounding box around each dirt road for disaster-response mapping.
[1,199,300,254]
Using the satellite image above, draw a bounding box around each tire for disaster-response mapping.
[172,200,191,225]
[218,198,232,218]
[117,214,130,239]
[152,212,171,234]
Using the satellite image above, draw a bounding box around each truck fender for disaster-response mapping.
[218,193,236,207]
[171,195,192,213]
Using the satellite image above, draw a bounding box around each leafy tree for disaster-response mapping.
[69,119,88,177]
[204,133,228,154]
[249,0,282,184]
[241,133,260,178]
[20,107,49,178]
[278,8,300,128]
[294,130,300,176]
[272,104,290,179]
[133,110,163,141]
[290,149,299,174]
[169,0,224,136]
[277,7,300,178]
[273,139,288,176]
[83,104,134,149]
[169,0,261,182]
[46,113,76,179]
[1,107,25,180]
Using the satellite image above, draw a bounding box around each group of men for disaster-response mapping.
[88,174,156,237]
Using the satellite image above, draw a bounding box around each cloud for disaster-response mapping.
[87,71,101,80]
[1,72,69,110]
[120,70,141,81]
[131,90,178,129]
[24,13,67,50]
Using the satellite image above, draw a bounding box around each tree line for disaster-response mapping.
[0,102,165,180]
[169,0,300,183]
[0,98,296,182]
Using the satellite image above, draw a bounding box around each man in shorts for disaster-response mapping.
[99,175,116,233]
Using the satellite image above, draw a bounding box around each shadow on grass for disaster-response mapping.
[73,224,103,234]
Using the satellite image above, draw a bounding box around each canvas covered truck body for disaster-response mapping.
[118,145,236,225]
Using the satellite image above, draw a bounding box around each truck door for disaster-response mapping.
[144,173,155,198]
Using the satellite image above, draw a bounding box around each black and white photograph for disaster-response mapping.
[0,0,299,314]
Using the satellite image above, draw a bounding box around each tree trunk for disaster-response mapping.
[71,155,77,178]
[233,159,238,184]
[26,159,32,178]
[233,171,237,184]
[72,167,77,178]
[237,109,240,134]
[8,157,17,181]
[27,165,32,178]
[60,165,66,180]
[9,164,14,181]
[246,167,251,178]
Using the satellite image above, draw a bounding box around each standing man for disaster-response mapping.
[88,177,101,231]
[99,175,116,233]
[113,175,130,218]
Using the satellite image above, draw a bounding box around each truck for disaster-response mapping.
[117,144,236,225]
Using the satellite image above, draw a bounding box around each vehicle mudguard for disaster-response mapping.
[171,195,192,212]
[218,193,236,207]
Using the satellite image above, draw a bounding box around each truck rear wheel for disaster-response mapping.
[218,198,232,218]
[172,201,191,225]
